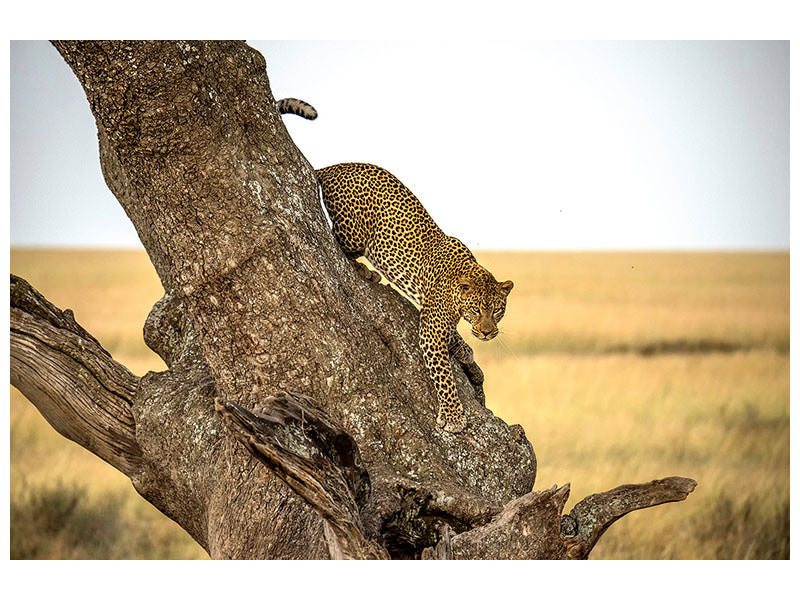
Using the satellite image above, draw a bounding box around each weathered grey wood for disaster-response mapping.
[448,485,572,559]
[10,274,142,475]
[561,477,698,559]
[215,392,388,559]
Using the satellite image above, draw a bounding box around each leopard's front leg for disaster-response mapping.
[420,307,466,433]
[449,331,485,408]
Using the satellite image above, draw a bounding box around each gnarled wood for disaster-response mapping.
[422,485,571,559]
[560,477,698,559]
[421,477,698,559]
[215,392,387,559]
[10,274,142,475]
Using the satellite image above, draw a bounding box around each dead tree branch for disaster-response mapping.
[10,274,142,475]
[560,477,698,559]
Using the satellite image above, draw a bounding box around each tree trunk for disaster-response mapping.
[10,40,695,559]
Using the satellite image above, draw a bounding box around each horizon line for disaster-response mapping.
[9,244,790,253]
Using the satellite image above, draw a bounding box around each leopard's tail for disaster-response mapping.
[275,97,318,120]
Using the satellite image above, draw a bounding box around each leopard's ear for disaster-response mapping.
[458,276,473,293]
[499,280,514,296]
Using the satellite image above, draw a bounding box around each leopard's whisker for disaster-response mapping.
[495,331,521,360]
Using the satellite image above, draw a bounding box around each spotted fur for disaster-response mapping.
[317,163,513,433]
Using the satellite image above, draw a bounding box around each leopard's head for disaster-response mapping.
[455,265,514,341]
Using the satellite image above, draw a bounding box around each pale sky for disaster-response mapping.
[10,40,789,250]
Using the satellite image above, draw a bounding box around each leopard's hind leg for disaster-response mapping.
[341,249,382,283]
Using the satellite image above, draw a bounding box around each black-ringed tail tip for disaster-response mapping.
[275,97,318,120]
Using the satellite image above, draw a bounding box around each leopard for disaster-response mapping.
[277,100,513,434]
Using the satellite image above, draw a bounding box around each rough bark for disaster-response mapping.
[215,393,388,559]
[10,40,696,559]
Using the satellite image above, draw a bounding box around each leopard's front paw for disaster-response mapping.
[437,408,467,434]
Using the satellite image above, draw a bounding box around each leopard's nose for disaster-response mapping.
[478,325,497,337]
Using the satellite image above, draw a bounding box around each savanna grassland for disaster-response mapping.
[10,249,789,559]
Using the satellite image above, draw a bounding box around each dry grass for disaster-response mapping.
[10,249,204,559]
[10,249,789,559]
[471,251,789,356]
